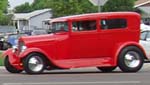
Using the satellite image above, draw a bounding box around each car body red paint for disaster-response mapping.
[3,12,147,73]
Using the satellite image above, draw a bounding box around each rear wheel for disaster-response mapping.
[97,66,117,72]
[4,57,22,73]
[118,46,144,72]
[23,53,45,74]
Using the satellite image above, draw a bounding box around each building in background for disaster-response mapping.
[12,9,52,35]
[135,0,150,25]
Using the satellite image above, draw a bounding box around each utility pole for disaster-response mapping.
[89,0,108,12]
[98,0,101,12]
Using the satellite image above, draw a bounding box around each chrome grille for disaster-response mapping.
[18,41,24,53]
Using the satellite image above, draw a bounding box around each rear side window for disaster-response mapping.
[101,19,127,30]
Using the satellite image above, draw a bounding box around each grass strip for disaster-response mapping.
[0,52,4,66]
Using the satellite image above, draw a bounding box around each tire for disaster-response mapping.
[0,41,3,50]
[97,66,117,72]
[118,46,144,72]
[4,57,22,73]
[23,53,45,74]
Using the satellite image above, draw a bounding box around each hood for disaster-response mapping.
[19,33,69,46]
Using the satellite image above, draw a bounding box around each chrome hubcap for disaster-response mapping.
[124,51,140,68]
[28,56,44,72]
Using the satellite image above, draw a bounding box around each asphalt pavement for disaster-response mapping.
[1,64,150,85]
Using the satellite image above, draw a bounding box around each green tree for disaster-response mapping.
[14,2,32,13]
[0,0,11,25]
[0,10,12,25]
[102,0,135,12]
[15,0,97,17]
[0,0,8,13]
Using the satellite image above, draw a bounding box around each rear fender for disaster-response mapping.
[113,42,147,66]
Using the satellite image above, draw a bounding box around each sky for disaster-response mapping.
[8,0,34,9]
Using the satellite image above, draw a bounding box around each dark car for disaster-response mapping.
[0,33,28,50]
[0,38,12,50]
[7,33,28,47]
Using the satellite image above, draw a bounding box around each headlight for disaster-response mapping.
[20,45,27,52]
[18,42,27,53]
[12,46,18,53]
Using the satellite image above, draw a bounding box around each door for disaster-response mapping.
[99,18,128,57]
[70,20,99,59]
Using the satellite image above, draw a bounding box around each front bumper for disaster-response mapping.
[3,48,23,70]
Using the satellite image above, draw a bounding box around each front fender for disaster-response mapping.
[2,48,13,58]
[113,42,147,66]
[2,48,23,70]
[19,48,62,68]
[19,48,50,59]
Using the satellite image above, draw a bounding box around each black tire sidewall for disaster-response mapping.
[118,46,144,72]
[4,57,22,73]
[23,53,45,74]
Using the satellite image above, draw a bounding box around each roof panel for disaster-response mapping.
[51,12,139,22]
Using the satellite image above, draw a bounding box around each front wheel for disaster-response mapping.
[118,46,144,72]
[4,57,23,73]
[23,53,45,74]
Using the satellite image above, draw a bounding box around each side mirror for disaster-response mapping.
[146,38,150,41]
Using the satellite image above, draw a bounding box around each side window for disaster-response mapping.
[72,20,96,31]
[101,19,127,30]
[146,32,150,39]
[140,31,147,40]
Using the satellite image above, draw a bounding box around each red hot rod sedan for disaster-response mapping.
[3,12,148,74]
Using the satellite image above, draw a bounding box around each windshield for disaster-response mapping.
[51,22,68,33]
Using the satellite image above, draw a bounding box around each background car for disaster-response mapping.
[6,33,28,47]
[140,30,150,57]
[0,33,28,50]
[140,23,150,31]
[0,34,12,50]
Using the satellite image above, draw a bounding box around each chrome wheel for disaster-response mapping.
[28,56,44,72]
[124,51,140,68]
[23,53,45,74]
[118,46,144,72]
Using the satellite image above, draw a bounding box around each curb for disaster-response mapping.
[0,66,5,69]
[143,63,150,69]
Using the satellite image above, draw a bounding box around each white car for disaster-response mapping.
[140,30,150,58]
[140,23,150,31]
